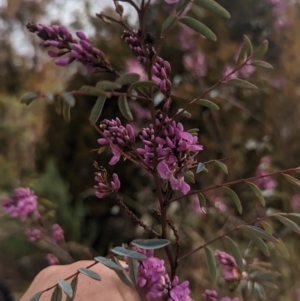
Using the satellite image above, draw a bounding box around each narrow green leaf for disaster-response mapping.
[246,182,265,207]
[127,257,138,286]
[250,235,270,256]
[50,286,62,301]
[78,268,101,281]
[184,170,195,183]
[66,277,78,301]
[254,40,269,57]
[275,215,300,234]
[112,257,134,287]
[187,128,199,133]
[212,160,228,174]
[179,17,217,41]
[115,73,140,86]
[204,247,217,281]
[57,280,73,298]
[61,92,75,107]
[263,281,279,290]
[227,79,258,90]
[243,35,253,55]
[198,193,207,208]
[176,0,191,12]
[79,85,108,97]
[196,99,219,110]
[235,45,247,65]
[247,281,253,295]
[239,225,278,243]
[223,236,244,271]
[130,81,158,90]
[94,256,123,271]
[260,221,272,233]
[196,162,205,173]
[223,187,242,214]
[254,282,266,300]
[250,60,273,69]
[89,96,106,124]
[193,0,231,18]
[45,93,54,104]
[162,15,178,34]
[177,108,191,118]
[96,81,122,90]
[281,213,300,224]
[54,96,63,115]
[118,96,133,121]
[20,92,39,105]
[282,173,300,188]
[131,239,170,250]
[111,246,147,260]
[62,102,71,123]
[98,145,108,155]
[273,238,290,260]
[29,292,43,301]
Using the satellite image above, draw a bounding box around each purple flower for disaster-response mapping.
[215,251,241,282]
[25,228,41,242]
[2,187,39,221]
[46,253,59,266]
[255,157,277,191]
[94,169,121,199]
[51,224,65,242]
[291,195,300,212]
[202,290,218,301]
[166,275,192,301]
[183,51,207,78]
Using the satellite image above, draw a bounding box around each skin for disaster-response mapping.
[20,260,143,301]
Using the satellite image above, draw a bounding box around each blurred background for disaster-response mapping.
[1,0,300,300]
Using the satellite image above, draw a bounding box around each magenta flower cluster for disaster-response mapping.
[2,187,39,221]
[138,111,203,194]
[94,170,121,199]
[255,156,277,191]
[51,224,65,242]
[26,23,113,74]
[46,253,59,266]
[202,290,239,301]
[135,248,193,301]
[25,228,42,242]
[214,251,241,282]
[122,30,172,97]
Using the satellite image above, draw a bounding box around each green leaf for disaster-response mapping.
[131,239,170,250]
[246,182,265,207]
[112,257,134,287]
[243,35,253,55]
[111,246,147,260]
[118,96,133,121]
[29,292,43,301]
[281,213,300,224]
[89,96,106,124]
[184,170,195,183]
[94,256,123,271]
[45,93,54,104]
[223,187,242,214]
[50,286,62,301]
[223,236,244,271]
[198,193,207,208]
[247,281,253,295]
[20,92,39,105]
[196,99,219,110]
[212,160,228,174]
[129,81,158,90]
[61,92,75,107]
[263,281,279,290]
[204,247,217,281]
[57,280,73,298]
[282,173,300,188]
[79,85,108,97]
[78,268,101,281]
[179,17,217,41]
[249,235,270,256]
[254,282,266,300]
[127,257,138,286]
[177,108,191,118]
[227,79,258,90]
[250,60,273,69]
[96,81,122,90]
[66,277,78,301]
[162,15,178,34]
[193,0,231,18]
[115,73,140,86]
[260,221,272,233]
[62,102,71,123]
[54,96,63,115]
[255,40,269,57]
[239,225,278,243]
[176,0,191,12]
[196,162,205,173]
[275,214,300,234]
[235,44,247,65]
[273,238,290,260]
[187,128,199,133]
